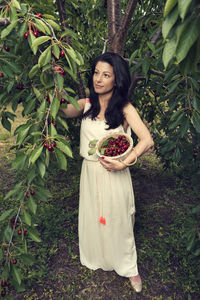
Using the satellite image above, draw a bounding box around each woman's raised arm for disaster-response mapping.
[60,98,86,118]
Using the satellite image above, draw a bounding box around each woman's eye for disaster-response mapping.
[104,74,109,78]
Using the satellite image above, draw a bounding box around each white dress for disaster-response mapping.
[78,99,138,277]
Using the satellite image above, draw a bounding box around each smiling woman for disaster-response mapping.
[60,52,154,293]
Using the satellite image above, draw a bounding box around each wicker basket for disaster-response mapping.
[96,132,133,161]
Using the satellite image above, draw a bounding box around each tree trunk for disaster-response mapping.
[112,0,138,55]
[107,0,122,52]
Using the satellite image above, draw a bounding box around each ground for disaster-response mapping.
[0,113,200,300]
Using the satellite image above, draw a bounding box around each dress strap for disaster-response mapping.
[86,98,90,103]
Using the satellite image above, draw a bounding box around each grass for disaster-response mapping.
[0,109,200,299]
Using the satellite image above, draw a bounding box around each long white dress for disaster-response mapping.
[78,99,138,277]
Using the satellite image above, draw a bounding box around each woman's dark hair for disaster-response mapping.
[82,52,131,129]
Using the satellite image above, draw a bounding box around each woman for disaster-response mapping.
[61,52,154,293]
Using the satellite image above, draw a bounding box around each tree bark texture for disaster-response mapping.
[107,0,122,52]
[107,0,138,55]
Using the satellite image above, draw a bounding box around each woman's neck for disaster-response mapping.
[98,92,112,108]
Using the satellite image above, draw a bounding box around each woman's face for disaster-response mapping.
[93,61,115,95]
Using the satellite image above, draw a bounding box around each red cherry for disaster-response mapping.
[60,50,65,58]
[6,281,10,287]
[26,192,30,198]
[36,13,42,18]
[11,217,15,225]
[1,281,6,287]
[52,141,56,148]
[16,83,24,90]
[5,46,10,52]
[60,98,66,104]
[53,122,57,127]
[33,31,38,37]
[24,32,29,39]
[12,259,17,264]
[30,190,35,196]
[7,7,10,13]
[24,229,27,236]
[0,72,4,77]
[17,230,22,235]
[43,142,49,148]
[48,145,54,152]
[46,95,50,103]
[1,289,6,297]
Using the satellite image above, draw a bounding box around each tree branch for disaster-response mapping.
[107,0,122,52]
[112,0,138,54]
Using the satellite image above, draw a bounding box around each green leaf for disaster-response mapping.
[0,209,14,222]
[54,148,67,170]
[35,186,51,201]
[5,182,22,200]
[27,197,37,215]
[19,21,28,37]
[162,6,179,39]
[37,99,47,121]
[23,97,36,115]
[38,46,52,67]
[37,160,46,178]
[179,118,190,137]
[169,111,185,129]
[55,72,64,92]
[52,43,60,59]
[129,50,138,67]
[12,153,27,170]
[4,225,12,242]
[142,58,150,76]
[164,0,178,17]
[57,116,68,131]
[50,123,57,137]
[21,254,35,265]
[162,35,177,68]
[192,112,200,133]
[63,95,80,110]
[33,18,51,35]
[28,31,38,54]
[178,0,192,20]
[7,80,15,93]
[32,36,51,48]
[28,228,42,243]
[46,19,61,31]
[192,97,200,113]
[16,123,31,145]
[11,264,21,286]
[22,209,31,226]
[88,148,96,155]
[176,18,200,63]
[1,19,18,39]
[50,97,60,119]
[29,64,40,79]
[64,46,81,65]
[1,116,11,131]
[56,140,73,158]
[29,145,43,165]
[12,0,21,10]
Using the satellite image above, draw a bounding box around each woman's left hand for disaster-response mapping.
[98,156,126,172]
